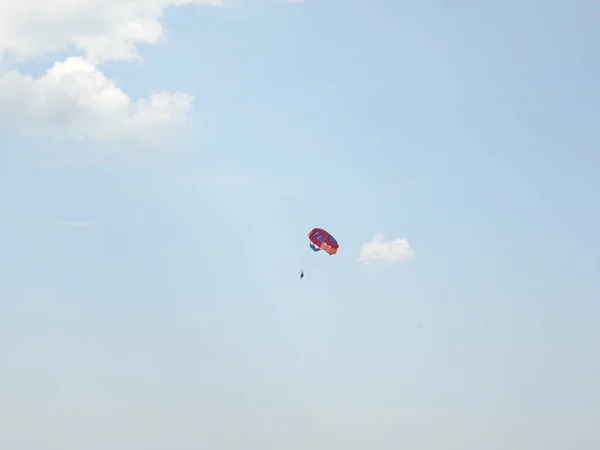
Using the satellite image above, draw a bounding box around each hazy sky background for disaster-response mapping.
[1,1,599,449]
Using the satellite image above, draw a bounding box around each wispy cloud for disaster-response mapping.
[359,232,414,265]
[174,175,256,187]
[211,175,256,186]
[55,220,97,228]
[239,108,282,123]
[381,179,419,189]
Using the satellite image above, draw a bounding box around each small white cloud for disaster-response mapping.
[359,232,414,265]
[0,56,192,145]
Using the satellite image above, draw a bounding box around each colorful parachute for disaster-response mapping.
[308,228,339,255]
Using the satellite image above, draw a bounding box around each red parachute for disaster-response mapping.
[308,227,339,255]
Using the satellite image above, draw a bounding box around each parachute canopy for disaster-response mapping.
[308,228,339,255]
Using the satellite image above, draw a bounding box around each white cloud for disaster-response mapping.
[359,232,414,265]
[0,57,192,145]
[0,0,217,146]
[0,0,221,64]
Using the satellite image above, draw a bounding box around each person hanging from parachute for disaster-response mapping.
[299,228,338,279]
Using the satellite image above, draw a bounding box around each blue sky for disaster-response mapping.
[1,0,599,449]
